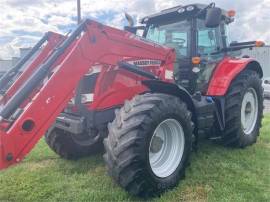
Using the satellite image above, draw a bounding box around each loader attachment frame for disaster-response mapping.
[0,19,174,169]
[0,33,49,94]
[0,32,64,103]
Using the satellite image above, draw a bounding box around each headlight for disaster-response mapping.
[81,94,94,104]
[69,98,75,104]
[186,6,194,11]
[177,8,185,13]
[143,18,149,23]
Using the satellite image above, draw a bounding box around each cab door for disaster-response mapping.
[194,19,226,94]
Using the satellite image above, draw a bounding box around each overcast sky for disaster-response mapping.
[0,0,270,59]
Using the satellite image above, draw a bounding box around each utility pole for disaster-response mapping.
[77,0,81,24]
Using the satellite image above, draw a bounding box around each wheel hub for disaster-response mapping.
[150,136,164,153]
[241,88,258,135]
[149,119,185,178]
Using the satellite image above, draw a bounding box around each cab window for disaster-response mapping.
[146,21,191,58]
[197,19,221,56]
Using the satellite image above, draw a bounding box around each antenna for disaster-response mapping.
[77,0,81,24]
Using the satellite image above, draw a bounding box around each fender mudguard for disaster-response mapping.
[207,57,263,96]
[142,79,196,118]
[142,80,219,144]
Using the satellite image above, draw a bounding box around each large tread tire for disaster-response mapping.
[45,128,105,159]
[103,93,193,197]
[221,69,263,147]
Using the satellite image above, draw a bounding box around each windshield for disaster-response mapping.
[146,21,191,57]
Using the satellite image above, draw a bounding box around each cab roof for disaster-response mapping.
[140,3,228,24]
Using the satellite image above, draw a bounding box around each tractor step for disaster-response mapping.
[208,136,222,140]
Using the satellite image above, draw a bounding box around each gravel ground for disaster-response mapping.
[264,99,270,114]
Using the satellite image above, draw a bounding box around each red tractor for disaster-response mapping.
[0,3,264,197]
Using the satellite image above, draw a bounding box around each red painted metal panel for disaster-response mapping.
[207,57,255,96]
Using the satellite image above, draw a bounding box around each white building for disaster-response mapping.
[241,46,270,78]
[0,48,31,76]
[0,59,13,74]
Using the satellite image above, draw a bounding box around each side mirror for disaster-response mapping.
[125,13,134,27]
[124,12,137,34]
[124,26,137,34]
[205,7,222,28]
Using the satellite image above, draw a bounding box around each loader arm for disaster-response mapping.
[0,32,64,105]
[0,19,175,170]
[0,32,64,103]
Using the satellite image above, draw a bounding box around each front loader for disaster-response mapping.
[0,3,264,197]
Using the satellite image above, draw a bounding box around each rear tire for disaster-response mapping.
[103,93,193,197]
[221,70,263,147]
[45,128,105,159]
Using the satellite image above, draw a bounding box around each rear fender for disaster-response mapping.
[142,79,196,123]
[207,57,263,96]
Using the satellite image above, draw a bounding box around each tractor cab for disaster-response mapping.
[137,3,235,93]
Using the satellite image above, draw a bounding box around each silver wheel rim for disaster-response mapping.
[241,88,258,135]
[149,119,185,178]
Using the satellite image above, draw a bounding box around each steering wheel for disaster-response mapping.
[173,38,186,46]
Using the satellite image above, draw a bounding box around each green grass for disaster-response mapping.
[0,116,270,202]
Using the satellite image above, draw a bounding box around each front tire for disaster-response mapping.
[221,70,263,147]
[103,93,193,197]
[45,128,104,159]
